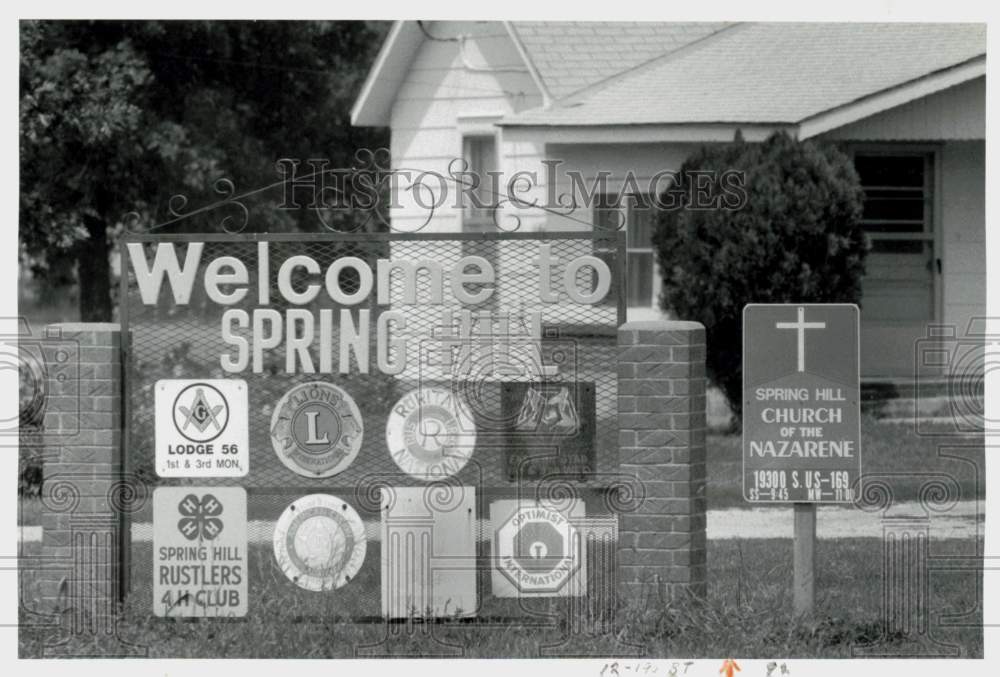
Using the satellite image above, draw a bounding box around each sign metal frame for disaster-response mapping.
[119,229,627,616]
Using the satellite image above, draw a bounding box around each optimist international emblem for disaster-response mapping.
[386,387,476,480]
[496,505,580,594]
[270,382,363,478]
[273,494,366,592]
[173,383,229,443]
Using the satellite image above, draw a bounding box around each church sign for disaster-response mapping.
[742,304,861,503]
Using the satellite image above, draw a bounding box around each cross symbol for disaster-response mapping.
[775,306,826,372]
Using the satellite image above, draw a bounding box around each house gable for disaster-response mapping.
[352,21,544,129]
[818,76,985,141]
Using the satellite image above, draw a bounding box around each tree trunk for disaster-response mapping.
[78,213,112,322]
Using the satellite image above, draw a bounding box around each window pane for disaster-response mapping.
[855,155,925,187]
[853,152,934,325]
[861,197,925,222]
[464,136,496,228]
[628,201,656,250]
[870,239,927,254]
[627,251,653,308]
[593,193,621,230]
[855,154,931,235]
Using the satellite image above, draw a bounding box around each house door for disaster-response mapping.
[853,151,938,379]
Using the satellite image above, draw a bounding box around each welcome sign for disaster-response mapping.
[121,231,624,619]
[125,238,617,376]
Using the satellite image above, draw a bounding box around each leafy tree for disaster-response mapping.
[20,20,389,321]
[652,131,868,417]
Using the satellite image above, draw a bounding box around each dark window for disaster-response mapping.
[594,193,656,309]
[462,136,497,231]
[854,152,935,323]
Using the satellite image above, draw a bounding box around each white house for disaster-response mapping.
[351,21,986,380]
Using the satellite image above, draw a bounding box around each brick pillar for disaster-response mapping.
[617,320,707,603]
[39,323,124,617]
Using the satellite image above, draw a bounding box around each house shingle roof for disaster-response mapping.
[509,21,732,100]
[505,22,986,126]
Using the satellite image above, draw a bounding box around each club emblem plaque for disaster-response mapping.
[269,382,363,478]
[386,386,476,480]
[155,379,248,477]
[493,501,584,596]
[272,494,367,592]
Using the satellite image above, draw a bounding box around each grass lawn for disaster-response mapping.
[19,537,982,658]
[18,418,984,658]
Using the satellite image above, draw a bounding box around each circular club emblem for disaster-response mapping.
[270,382,363,478]
[386,387,476,481]
[273,494,366,591]
[496,505,580,594]
[172,383,230,443]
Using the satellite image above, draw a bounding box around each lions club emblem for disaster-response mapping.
[270,382,363,478]
[273,494,366,592]
[386,387,476,480]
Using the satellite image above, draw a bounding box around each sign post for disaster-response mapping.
[792,502,816,616]
[743,304,861,617]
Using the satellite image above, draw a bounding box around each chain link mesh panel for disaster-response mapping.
[123,232,624,621]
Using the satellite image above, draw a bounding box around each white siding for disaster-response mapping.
[382,31,986,377]
[544,143,697,227]
[821,77,985,141]
[389,21,543,233]
[940,140,986,333]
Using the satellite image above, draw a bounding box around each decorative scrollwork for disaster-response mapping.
[353,475,398,513]
[422,476,466,514]
[490,199,522,233]
[353,147,391,173]
[534,475,580,514]
[918,476,961,514]
[854,476,894,513]
[107,476,150,515]
[42,478,81,514]
[948,344,991,432]
[122,211,144,234]
[603,476,646,514]
[120,148,625,235]
[854,472,963,517]
[17,347,47,427]
[213,178,251,234]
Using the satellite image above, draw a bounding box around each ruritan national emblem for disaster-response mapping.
[273,494,367,592]
[269,382,363,478]
[386,387,476,481]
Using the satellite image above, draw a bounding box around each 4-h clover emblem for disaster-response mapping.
[177,493,224,541]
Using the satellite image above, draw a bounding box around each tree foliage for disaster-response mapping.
[652,131,868,417]
[20,20,389,320]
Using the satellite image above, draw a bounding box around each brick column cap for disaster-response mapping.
[619,320,704,332]
[45,323,121,333]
